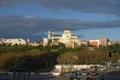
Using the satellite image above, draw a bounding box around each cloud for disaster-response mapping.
[34,0,120,15]
[0,16,120,31]
[0,0,120,16]
[0,0,25,7]
[0,16,120,41]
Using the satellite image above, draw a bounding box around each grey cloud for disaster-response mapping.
[0,0,25,7]
[0,16,120,31]
[1,0,120,16]
[37,0,120,13]
[0,16,120,41]
[35,0,120,16]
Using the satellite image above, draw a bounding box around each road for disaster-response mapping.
[0,66,120,80]
[99,66,120,80]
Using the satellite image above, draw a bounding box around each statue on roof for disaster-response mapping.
[65,24,71,30]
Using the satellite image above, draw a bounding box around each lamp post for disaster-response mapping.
[108,51,115,66]
[117,59,120,68]
[108,51,112,66]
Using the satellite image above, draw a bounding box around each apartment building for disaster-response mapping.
[89,38,109,47]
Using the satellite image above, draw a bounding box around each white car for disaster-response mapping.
[81,71,89,76]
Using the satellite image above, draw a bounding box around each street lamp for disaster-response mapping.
[108,51,112,66]
[108,51,115,66]
[117,59,120,68]
[109,51,112,57]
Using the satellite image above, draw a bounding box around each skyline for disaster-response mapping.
[0,0,120,41]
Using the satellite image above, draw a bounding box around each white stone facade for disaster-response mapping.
[0,38,26,45]
[47,27,81,48]
[54,64,102,73]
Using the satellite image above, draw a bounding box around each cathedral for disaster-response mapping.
[43,26,81,48]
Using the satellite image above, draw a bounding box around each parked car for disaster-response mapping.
[70,75,80,80]
[81,71,89,76]
[90,71,97,76]
[71,70,81,76]
[86,77,96,80]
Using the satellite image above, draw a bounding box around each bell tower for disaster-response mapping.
[48,29,54,39]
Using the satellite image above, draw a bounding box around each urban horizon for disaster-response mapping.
[0,0,120,41]
[0,28,120,42]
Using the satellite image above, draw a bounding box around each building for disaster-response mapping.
[81,41,88,46]
[42,37,49,47]
[99,38,109,46]
[89,38,109,47]
[0,38,26,45]
[53,64,101,74]
[111,41,120,45]
[43,26,81,48]
[89,40,100,47]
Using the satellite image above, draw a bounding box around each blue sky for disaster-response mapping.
[0,0,120,41]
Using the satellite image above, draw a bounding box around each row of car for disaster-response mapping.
[70,75,97,80]
[71,70,97,76]
[71,70,89,76]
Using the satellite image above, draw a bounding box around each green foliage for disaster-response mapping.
[0,45,34,53]
[107,44,120,53]
[0,44,120,72]
[2,56,23,71]
[57,47,120,65]
[1,52,55,72]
